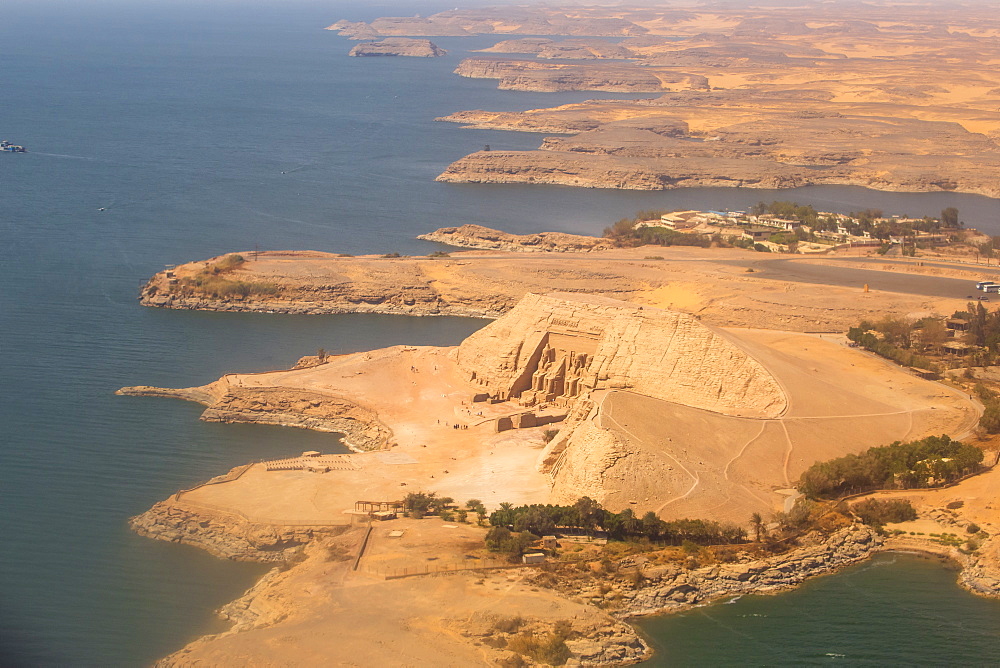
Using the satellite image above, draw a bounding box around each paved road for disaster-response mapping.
[733,258,980,299]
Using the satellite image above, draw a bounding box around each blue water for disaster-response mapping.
[2,1,999,665]
[637,553,1000,666]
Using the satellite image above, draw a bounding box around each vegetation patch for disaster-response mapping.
[179,254,280,299]
[798,434,983,498]
[851,498,917,527]
[506,629,571,666]
[847,318,941,372]
[489,497,746,545]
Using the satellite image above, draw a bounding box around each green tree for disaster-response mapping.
[941,207,959,228]
[749,512,765,542]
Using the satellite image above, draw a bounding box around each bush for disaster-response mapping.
[493,615,526,634]
[213,254,246,272]
[485,527,537,559]
[852,498,917,526]
[507,631,571,666]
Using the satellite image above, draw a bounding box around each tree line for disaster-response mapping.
[847,302,1000,371]
[487,497,746,546]
[798,435,983,499]
[847,320,941,372]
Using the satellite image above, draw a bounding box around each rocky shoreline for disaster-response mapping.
[129,499,349,562]
[138,291,505,318]
[453,58,709,93]
[132,500,1000,666]
[417,224,612,253]
[434,148,1000,197]
[619,525,882,617]
[117,383,392,452]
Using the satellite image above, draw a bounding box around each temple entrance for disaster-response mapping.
[517,329,600,407]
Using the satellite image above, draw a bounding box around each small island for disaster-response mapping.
[349,38,446,58]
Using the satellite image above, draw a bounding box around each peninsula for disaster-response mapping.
[126,243,1000,663]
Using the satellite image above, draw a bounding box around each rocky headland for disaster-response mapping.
[349,38,446,57]
[130,496,347,562]
[135,245,977,333]
[118,381,391,452]
[435,107,1000,196]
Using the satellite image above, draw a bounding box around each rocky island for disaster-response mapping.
[349,38,446,57]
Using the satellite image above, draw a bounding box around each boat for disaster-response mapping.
[1,140,26,153]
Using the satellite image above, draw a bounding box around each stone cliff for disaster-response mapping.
[454,58,709,93]
[135,247,966,334]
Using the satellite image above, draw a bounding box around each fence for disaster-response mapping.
[173,461,260,500]
[361,558,525,580]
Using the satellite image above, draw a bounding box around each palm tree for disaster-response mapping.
[750,512,765,543]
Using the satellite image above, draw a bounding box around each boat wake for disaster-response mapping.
[31,152,100,161]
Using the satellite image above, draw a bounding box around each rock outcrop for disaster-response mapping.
[455,292,786,418]
[129,500,349,562]
[456,610,650,666]
[349,38,446,57]
[620,525,883,616]
[118,384,391,451]
[418,224,612,252]
[453,58,709,92]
